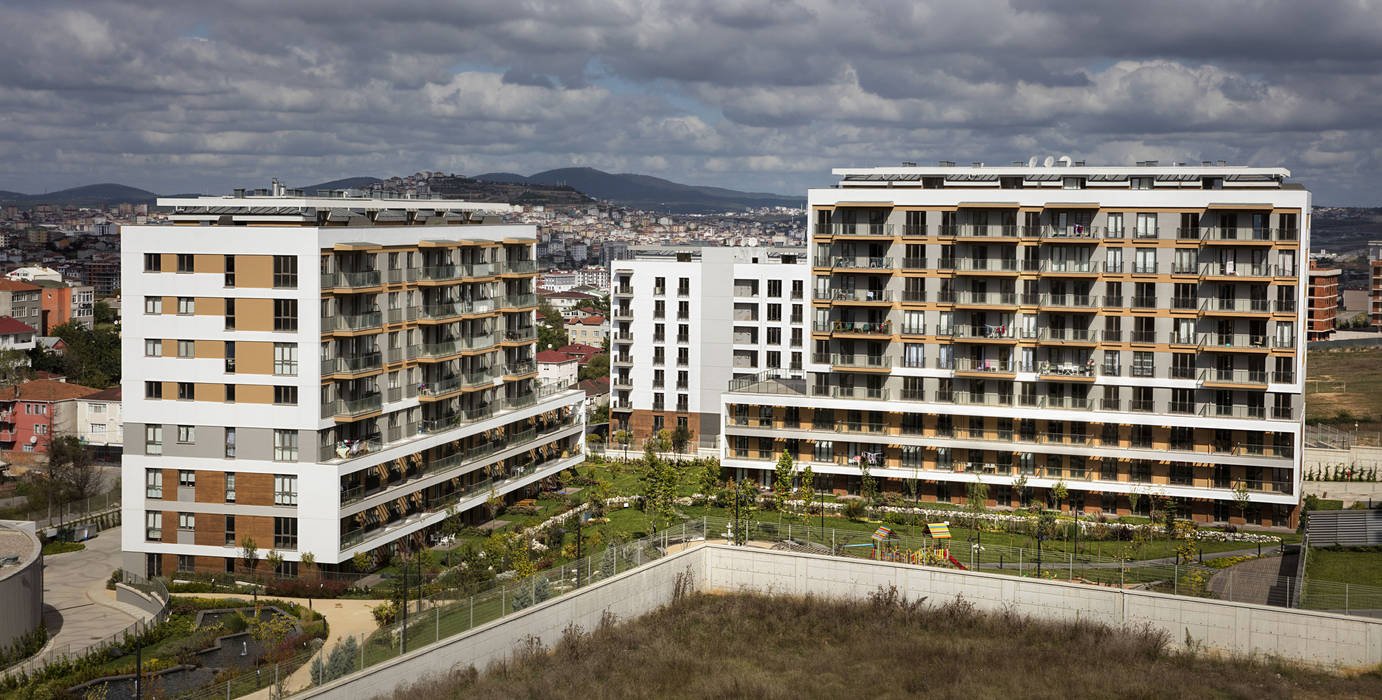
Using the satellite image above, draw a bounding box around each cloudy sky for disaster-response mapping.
[2,0,1381,204]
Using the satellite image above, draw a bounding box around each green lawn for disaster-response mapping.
[1306,546,1382,586]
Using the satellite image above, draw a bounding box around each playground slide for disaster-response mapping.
[947,554,968,570]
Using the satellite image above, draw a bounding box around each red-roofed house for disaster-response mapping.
[0,317,37,353]
[0,379,101,452]
[578,376,610,408]
[536,350,578,389]
[555,343,602,366]
[564,315,608,345]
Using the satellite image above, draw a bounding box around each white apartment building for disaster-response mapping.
[611,247,808,449]
[55,386,122,462]
[722,162,1308,527]
[121,186,585,578]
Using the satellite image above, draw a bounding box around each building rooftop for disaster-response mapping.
[82,386,121,402]
[0,524,40,582]
[0,379,100,402]
[0,317,36,335]
[536,350,577,364]
[154,180,516,226]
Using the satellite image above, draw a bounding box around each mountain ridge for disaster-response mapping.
[474,167,801,213]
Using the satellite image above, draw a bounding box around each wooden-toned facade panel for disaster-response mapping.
[236,255,275,289]
[237,297,276,331]
[238,341,275,375]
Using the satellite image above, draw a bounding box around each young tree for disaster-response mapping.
[1233,481,1251,521]
[613,429,632,461]
[859,460,878,505]
[773,449,795,521]
[300,551,317,577]
[799,463,815,520]
[732,477,757,545]
[670,425,692,463]
[351,551,372,574]
[264,550,284,578]
[966,480,989,529]
[639,444,676,532]
[240,537,260,577]
[1013,475,1029,509]
[1052,479,1069,512]
[0,348,30,394]
[1127,487,1143,519]
[697,458,722,496]
[50,435,99,513]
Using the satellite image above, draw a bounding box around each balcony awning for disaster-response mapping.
[1042,202,1101,209]
[1206,203,1274,210]
[956,202,1020,208]
[333,241,382,251]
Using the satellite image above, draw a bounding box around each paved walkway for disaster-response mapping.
[1208,551,1300,606]
[168,592,384,699]
[5,526,149,677]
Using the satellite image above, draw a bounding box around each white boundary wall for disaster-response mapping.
[303,544,1382,699]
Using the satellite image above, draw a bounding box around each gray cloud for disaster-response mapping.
[0,0,1380,203]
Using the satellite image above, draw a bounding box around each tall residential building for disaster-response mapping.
[610,247,808,449]
[722,163,1308,527]
[1370,241,1382,328]
[121,188,585,578]
[1306,260,1340,341]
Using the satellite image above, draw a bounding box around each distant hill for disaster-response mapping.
[0,183,159,207]
[474,167,802,213]
[302,177,383,194]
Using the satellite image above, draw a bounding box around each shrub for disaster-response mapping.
[843,500,867,521]
[312,635,360,685]
[511,577,552,611]
[265,577,350,598]
[372,601,398,626]
[42,540,85,555]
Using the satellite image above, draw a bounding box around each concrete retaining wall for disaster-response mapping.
[303,546,707,700]
[703,546,1382,669]
[1305,446,1382,470]
[115,582,166,617]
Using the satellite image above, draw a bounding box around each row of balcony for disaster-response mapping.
[822,256,1298,278]
[813,323,1296,348]
[820,289,1298,314]
[825,223,1298,244]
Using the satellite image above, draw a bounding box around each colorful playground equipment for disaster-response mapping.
[841,524,967,570]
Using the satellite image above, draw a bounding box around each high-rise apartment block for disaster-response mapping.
[1306,260,1340,341]
[1370,241,1382,328]
[723,163,1308,527]
[610,247,808,449]
[121,187,585,577]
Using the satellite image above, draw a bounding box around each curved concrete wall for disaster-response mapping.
[0,526,44,650]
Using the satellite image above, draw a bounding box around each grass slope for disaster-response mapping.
[391,591,1382,699]
[1307,347,1382,423]
[1307,546,1382,586]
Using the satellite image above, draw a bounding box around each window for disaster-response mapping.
[273,255,298,288]
[225,515,236,546]
[654,300,665,318]
[224,255,236,286]
[1106,213,1124,238]
[767,327,781,345]
[175,470,194,488]
[178,382,194,400]
[274,343,298,375]
[89,422,105,434]
[274,474,298,505]
[224,472,236,502]
[145,296,163,314]
[768,279,782,297]
[177,425,195,444]
[274,517,298,549]
[273,386,298,405]
[1135,213,1157,238]
[177,555,194,573]
[145,511,162,541]
[177,339,194,358]
[225,298,235,330]
[145,381,163,399]
[146,425,163,454]
[145,469,162,498]
[33,423,47,436]
[273,299,298,331]
[178,512,195,530]
[1131,177,1154,190]
[177,253,194,273]
[677,301,689,319]
[1133,351,1155,377]
[177,297,195,315]
[144,253,161,272]
[273,429,298,461]
[225,427,236,458]
[225,384,236,403]
[145,339,162,357]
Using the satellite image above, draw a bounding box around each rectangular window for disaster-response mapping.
[273,343,298,375]
[225,298,236,330]
[225,514,235,546]
[178,512,195,530]
[145,511,162,541]
[177,339,194,358]
[145,469,162,498]
[144,253,161,272]
[225,384,236,403]
[145,425,163,454]
[274,517,298,549]
[273,429,298,461]
[145,339,162,357]
[224,472,236,502]
[177,425,195,444]
[273,386,298,405]
[224,255,236,286]
[178,382,194,400]
[145,296,163,314]
[177,554,194,573]
[768,279,782,297]
[145,381,163,399]
[273,299,298,331]
[177,253,194,273]
[273,255,298,288]
[274,474,298,505]
[225,427,236,458]
[177,297,195,315]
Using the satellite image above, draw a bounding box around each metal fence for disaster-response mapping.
[0,488,123,532]
[8,571,171,678]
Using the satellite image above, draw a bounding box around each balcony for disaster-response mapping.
[327,353,382,376]
[1040,225,1100,240]
[829,386,891,400]
[1040,261,1096,274]
[955,291,1017,306]
[614,285,633,296]
[831,256,895,271]
[1038,361,1095,378]
[1272,370,1296,383]
[419,372,491,399]
[953,391,1015,407]
[1200,333,1268,350]
[829,354,891,369]
[385,307,420,323]
[1132,263,1159,275]
[954,258,1018,273]
[1200,227,1275,243]
[503,327,538,343]
[327,270,382,289]
[1273,335,1297,349]
[1199,368,1268,386]
[1199,403,1269,420]
[334,394,383,418]
[1038,328,1099,343]
[955,224,1020,239]
[900,322,926,336]
[1039,294,1097,309]
[419,265,461,282]
[612,375,633,389]
[612,330,634,343]
[1042,396,1091,410]
[1131,296,1157,309]
[817,289,895,303]
[1102,261,1126,274]
[954,358,1014,375]
[506,359,537,376]
[827,320,893,336]
[1199,262,1271,278]
[828,223,895,238]
[901,257,927,270]
[612,354,632,366]
[325,311,383,333]
[502,260,538,275]
[499,293,538,309]
[612,307,634,320]
[1200,298,1270,314]
[952,324,1016,340]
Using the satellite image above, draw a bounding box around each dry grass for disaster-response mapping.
[389,590,1382,700]
[1306,347,1382,423]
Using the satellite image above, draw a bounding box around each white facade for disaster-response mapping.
[537,354,578,389]
[610,247,808,446]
